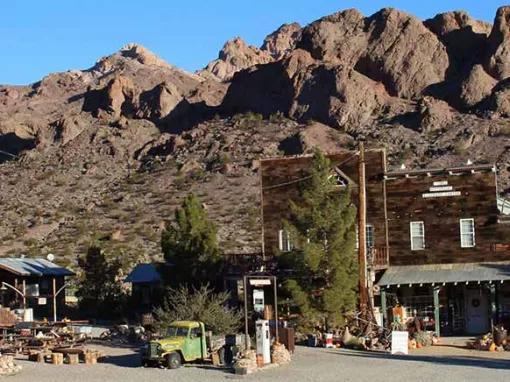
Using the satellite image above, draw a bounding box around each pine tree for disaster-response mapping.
[76,245,125,318]
[161,193,221,287]
[280,149,358,329]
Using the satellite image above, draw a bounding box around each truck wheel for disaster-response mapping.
[165,352,182,369]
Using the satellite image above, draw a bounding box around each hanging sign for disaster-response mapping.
[249,279,271,286]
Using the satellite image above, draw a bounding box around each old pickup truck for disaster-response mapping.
[140,320,229,369]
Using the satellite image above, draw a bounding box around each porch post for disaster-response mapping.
[52,277,57,323]
[381,288,387,328]
[489,283,497,327]
[433,286,440,337]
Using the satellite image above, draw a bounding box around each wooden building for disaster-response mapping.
[260,149,387,260]
[0,258,75,320]
[125,263,164,315]
[378,164,510,335]
[261,150,510,335]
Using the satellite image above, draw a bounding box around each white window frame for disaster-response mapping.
[366,225,374,249]
[355,225,374,249]
[460,218,475,248]
[278,229,293,252]
[410,221,425,251]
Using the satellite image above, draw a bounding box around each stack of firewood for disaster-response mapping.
[271,342,291,364]
[0,355,21,375]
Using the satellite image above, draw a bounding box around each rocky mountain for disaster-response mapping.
[1,7,510,269]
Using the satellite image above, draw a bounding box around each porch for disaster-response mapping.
[377,261,510,335]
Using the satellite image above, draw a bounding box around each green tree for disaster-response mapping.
[161,193,221,287]
[280,149,358,329]
[76,245,126,318]
[154,284,242,335]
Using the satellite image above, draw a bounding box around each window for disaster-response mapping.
[460,218,475,248]
[410,221,425,250]
[25,283,40,297]
[356,225,374,249]
[278,229,293,252]
[366,225,374,249]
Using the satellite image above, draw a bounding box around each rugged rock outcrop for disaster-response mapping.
[261,23,302,59]
[487,6,510,80]
[460,65,497,107]
[199,37,273,81]
[2,6,510,264]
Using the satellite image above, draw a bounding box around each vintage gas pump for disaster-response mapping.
[255,319,271,364]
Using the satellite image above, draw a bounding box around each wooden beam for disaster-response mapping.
[358,141,368,315]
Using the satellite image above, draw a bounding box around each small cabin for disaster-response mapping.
[0,258,75,321]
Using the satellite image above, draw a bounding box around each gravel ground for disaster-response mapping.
[5,343,510,382]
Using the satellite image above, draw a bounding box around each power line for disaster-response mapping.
[262,152,360,190]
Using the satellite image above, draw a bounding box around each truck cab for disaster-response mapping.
[141,321,208,368]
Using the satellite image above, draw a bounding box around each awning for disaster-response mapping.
[125,263,162,284]
[377,261,510,287]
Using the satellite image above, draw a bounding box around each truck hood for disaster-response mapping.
[154,337,185,350]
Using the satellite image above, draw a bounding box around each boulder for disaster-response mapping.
[419,96,453,131]
[460,65,497,108]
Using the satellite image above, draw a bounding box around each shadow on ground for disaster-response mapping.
[329,349,510,371]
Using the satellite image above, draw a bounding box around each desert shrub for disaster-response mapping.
[154,284,242,335]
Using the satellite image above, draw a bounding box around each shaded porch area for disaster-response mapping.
[377,261,510,335]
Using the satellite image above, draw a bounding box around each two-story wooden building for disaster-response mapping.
[261,150,510,335]
[378,164,510,335]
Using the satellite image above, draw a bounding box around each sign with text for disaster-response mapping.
[391,331,409,355]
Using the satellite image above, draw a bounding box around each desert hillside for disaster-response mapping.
[1,7,510,269]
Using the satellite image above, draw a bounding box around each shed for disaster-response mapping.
[0,258,75,321]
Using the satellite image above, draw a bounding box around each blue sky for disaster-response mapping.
[1,1,507,85]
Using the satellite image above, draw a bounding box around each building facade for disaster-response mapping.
[379,164,510,335]
[261,150,510,335]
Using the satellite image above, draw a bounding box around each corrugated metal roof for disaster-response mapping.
[0,258,74,277]
[125,263,162,284]
[377,261,510,286]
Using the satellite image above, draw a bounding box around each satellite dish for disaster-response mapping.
[47,253,55,262]
[466,159,473,165]
[400,163,406,170]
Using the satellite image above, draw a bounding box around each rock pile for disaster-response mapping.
[0,355,21,375]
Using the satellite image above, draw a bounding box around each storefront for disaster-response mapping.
[377,261,510,335]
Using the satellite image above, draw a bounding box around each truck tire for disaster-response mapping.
[165,352,182,369]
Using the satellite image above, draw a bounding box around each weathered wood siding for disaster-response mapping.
[261,150,387,258]
[385,169,510,265]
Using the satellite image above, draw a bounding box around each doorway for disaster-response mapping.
[464,288,489,334]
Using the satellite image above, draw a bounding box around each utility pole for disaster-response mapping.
[358,141,369,317]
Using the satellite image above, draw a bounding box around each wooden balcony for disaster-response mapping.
[367,246,389,270]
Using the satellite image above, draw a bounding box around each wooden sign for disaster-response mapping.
[391,331,409,355]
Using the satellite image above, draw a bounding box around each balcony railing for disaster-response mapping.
[367,246,389,270]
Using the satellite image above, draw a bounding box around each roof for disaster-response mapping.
[0,258,75,277]
[124,263,162,284]
[385,164,495,178]
[378,262,510,286]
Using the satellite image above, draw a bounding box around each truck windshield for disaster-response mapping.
[166,326,189,337]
